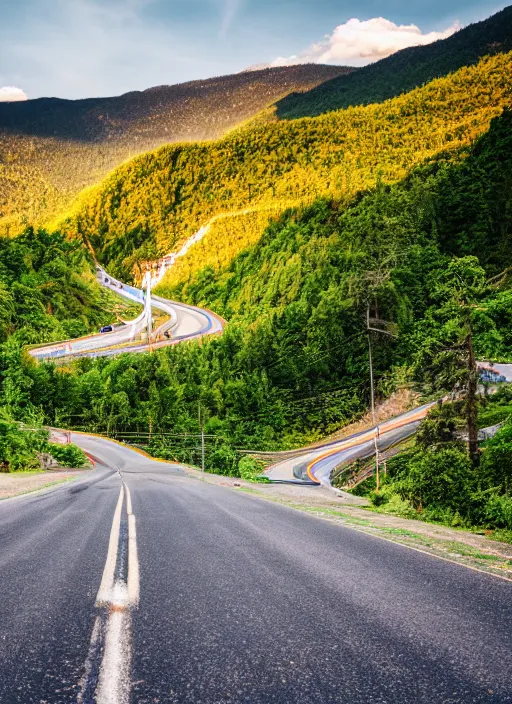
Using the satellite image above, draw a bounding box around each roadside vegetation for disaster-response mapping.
[0,228,132,347]
[347,394,512,541]
[0,416,87,472]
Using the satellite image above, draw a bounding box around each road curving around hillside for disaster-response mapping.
[266,402,437,486]
[28,264,225,361]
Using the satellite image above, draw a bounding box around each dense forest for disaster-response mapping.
[1,17,512,534]
[2,111,511,467]
[277,5,512,118]
[58,53,512,281]
[0,64,346,237]
[0,229,135,470]
[0,228,132,347]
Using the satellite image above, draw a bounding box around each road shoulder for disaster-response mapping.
[180,466,512,581]
[0,470,83,500]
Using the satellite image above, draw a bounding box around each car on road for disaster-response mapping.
[100,325,114,333]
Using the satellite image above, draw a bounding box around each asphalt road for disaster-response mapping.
[0,437,511,703]
[267,403,436,485]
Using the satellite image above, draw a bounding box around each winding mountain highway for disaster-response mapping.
[29,265,224,361]
[267,402,437,486]
[0,435,511,703]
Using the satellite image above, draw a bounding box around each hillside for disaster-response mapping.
[0,228,134,347]
[276,5,512,119]
[2,69,512,532]
[3,110,511,458]
[0,64,348,236]
[57,53,512,281]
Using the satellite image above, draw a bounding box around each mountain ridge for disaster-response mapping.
[276,5,512,119]
[56,53,512,281]
[0,64,348,236]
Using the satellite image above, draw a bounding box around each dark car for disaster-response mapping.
[100,325,114,334]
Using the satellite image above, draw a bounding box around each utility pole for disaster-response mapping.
[466,312,479,465]
[367,303,380,491]
[198,403,205,472]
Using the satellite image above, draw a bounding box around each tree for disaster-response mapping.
[417,257,494,465]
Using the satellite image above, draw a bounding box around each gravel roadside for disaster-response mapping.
[0,471,83,500]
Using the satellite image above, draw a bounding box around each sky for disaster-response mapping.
[0,0,508,101]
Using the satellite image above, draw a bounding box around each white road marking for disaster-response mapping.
[78,481,141,703]
[96,485,124,606]
[95,609,132,704]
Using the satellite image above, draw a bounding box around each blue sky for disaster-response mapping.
[0,0,508,100]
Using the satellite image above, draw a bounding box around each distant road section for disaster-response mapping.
[28,265,225,361]
[267,403,436,486]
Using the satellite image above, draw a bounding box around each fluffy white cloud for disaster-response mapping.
[0,86,28,102]
[268,17,461,68]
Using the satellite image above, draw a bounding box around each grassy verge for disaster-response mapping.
[0,473,79,501]
[232,486,512,580]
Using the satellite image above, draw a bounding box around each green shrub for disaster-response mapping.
[48,442,88,468]
[482,494,512,530]
[238,455,262,481]
[479,421,512,493]
[0,419,49,471]
[369,489,390,507]
[395,448,474,513]
[207,444,240,476]
[414,402,464,451]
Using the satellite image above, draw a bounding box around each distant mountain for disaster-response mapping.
[0,64,349,235]
[276,5,512,119]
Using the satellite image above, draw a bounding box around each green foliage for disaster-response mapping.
[238,455,262,481]
[480,494,512,530]
[60,53,512,280]
[414,402,464,451]
[0,418,48,471]
[277,6,512,118]
[393,448,474,512]
[480,421,512,494]
[47,442,88,468]
[478,403,512,429]
[376,411,512,531]
[0,227,128,346]
[0,415,88,471]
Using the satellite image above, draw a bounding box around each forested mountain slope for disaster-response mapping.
[0,64,347,237]
[276,5,512,119]
[0,229,131,348]
[4,111,511,460]
[58,53,512,281]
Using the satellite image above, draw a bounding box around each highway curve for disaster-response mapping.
[0,435,511,703]
[267,402,436,486]
[29,265,225,361]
